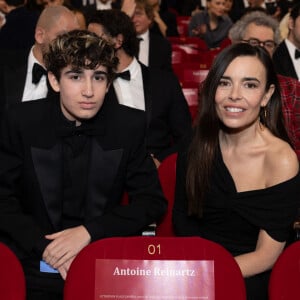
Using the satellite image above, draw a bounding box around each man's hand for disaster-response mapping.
[43,226,91,270]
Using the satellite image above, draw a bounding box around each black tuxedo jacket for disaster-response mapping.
[0,95,166,262]
[109,64,192,162]
[273,41,298,80]
[0,49,56,119]
[148,32,172,71]
[0,6,38,52]
[0,49,28,116]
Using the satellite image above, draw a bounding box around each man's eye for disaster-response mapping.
[95,75,107,81]
[71,75,80,80]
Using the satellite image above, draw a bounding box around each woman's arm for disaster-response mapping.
[235,229,285,278]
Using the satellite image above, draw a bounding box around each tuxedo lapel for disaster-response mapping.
[4,62,27,105]
[280,43,298,79]
[140,64,152,127]
[31,143,63,231]
[85,139,123,220]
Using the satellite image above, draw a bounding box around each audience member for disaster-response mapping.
[87,9,192,166]
[0,0,39,52]
[0,5,79,118]
[148,0,179,37]
[188,0,233,49]
[41,0,87,29]
[273,2,300,81]
[228,10,300,159]
[0,29,167,300]
[173,43,300,300]
[132,0,172,70]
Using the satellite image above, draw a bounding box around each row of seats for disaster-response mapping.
[169,35,231,122]
[2,237,300,299]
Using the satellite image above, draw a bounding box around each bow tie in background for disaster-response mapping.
[32,63,47,84]
[295,49,300,59]
[115,70,131,81]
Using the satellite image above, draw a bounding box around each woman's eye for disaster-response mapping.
[245,82,258,89]
[218,80,230,87]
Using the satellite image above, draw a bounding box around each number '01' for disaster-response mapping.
[148,244,161,255]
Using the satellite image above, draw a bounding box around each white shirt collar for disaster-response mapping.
[138,30,150,42]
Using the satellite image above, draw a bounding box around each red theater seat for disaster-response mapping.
[0,243,26,300]
[64,236,246,300]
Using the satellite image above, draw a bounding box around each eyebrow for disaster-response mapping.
[64,69,108,76]
[221,75,260,82]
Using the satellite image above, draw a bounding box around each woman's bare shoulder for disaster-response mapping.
[266,137,299,186]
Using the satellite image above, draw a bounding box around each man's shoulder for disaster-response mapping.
[278,74,300,89]
[278,74,300,104]
[101,97,146,126]
[273,41,288,57]
[6,98,55,121]
[0,49,29,71]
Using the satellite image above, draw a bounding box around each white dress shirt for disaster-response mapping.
[96,0,112,10]
[22,47,48,102]
[137,31,150,67]
[285,38,300,81]
[113,57,145,111]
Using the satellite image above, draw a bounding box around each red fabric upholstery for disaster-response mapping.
[156,153,178,236]
[269,241,300,299]
[0,243,26,300]
[64,236,246,300]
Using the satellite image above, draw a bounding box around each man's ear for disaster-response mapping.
[114,33,124,49]
[35,26,45,44]
[48,72,60,92]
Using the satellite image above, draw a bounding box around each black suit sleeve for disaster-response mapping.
[0,107,46,256]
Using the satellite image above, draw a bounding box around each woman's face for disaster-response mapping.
[207,0,226,17]
[215,56,274,131]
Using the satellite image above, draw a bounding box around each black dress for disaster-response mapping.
[173,144,300,299]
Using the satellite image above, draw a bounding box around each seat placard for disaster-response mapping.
[95,259,214,300]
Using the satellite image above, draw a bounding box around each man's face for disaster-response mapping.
[288,16,300,50]
[49,65,109,125]
[132,7,152,35]
[243,23,276,56]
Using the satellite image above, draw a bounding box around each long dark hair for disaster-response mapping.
[186,43,290,218]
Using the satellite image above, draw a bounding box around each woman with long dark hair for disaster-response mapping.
[173,43,300,299]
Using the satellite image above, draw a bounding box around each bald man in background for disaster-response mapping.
[0,5,79,118]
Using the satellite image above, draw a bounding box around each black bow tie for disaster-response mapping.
[32,63,47,84]
[57,123,100,137]
[295,49,300,59]
[115,70,131,81]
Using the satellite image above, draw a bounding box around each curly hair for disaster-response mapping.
[87,9,139,58]
[44,29,119,83]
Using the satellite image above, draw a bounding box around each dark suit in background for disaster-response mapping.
[0,6,38,52]
[0,50,28,117]
[148,31,172,71]
[0,95,167,294]
[273,41,299,81]
[110,63,192,162]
